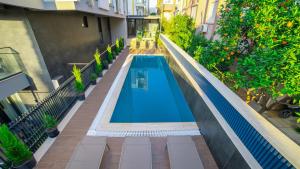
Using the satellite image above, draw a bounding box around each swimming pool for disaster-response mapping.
[110,55,195,123]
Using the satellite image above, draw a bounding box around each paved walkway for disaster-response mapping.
[37,47,218,169]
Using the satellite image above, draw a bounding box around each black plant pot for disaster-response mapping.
[78,92,85,101]
[13,156,36,169]
[91,80,96,85]
[103,64,108,69]
[98,72,103,77]
[46,127,60,138]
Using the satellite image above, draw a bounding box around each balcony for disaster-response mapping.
[0,47,30,100]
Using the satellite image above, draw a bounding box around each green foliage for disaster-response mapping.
[0,124,32,166]
[90,73,97,81]
[116,38,120,53]
[102,60,109,69]
[42,114,57,129]
[163,14,195,50]
[107,45,113,62]
[165,1,300,103]
[72,65,84,93]
[296,112,300,123]
[120,36,124,49]
[216,0,300,101]
[94,49,102,75]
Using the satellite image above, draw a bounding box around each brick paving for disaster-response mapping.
[37,47,218,169]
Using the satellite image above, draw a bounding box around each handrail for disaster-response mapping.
[8,44,117,152]
[160,34,300,168]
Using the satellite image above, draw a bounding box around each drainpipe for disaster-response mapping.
[203,0,209,26]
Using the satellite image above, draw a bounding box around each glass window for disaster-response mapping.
[82,16,88,28]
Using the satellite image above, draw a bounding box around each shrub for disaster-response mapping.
[107,45,113,62]
[94,49,102,75]
[72,65,84,93]
[163,14,195,50]
[90,73,97,81]
[116,38,120,53]
[42,114,57,129]
[0,124,32,166]
[120,36,124,49]
[164,1,300,105]
[103,60,109,69]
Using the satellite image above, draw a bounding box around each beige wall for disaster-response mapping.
[0,9,54,106]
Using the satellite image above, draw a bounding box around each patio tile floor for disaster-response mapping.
[37,47,218,169]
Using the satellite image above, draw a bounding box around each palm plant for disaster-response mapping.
[94,49,103,76]
[0,124,33,167]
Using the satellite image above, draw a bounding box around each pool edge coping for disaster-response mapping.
[87,54,200,136]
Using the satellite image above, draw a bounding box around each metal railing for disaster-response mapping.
[160,34,299,168]
[8,45,117,152]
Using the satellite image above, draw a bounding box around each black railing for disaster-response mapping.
[8,45,117,152]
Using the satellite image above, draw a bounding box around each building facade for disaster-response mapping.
[0,0,127,124]
[126,0,159,38]
[176,0,224,39]
[126,0,150,16]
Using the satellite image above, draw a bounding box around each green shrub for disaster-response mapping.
[164,1,300,105]
[0,124,32,166]
[107,45,113,62]
[116,38,120,53]
[72,65,84,93]
[163,14,195,51]
[42,114,57,129]
[94,49,102,75]
[90,73,97,81]
[103,60,109,69]
[120,36,124,49]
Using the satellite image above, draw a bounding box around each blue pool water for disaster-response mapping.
[110,56,195,123]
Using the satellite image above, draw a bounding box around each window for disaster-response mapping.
[97,17,104,42]
[82,16,88,28]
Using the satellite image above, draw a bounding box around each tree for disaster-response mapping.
[164,14,195,51]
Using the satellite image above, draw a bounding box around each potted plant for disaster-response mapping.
[42,114,59,138]
[90,73,97,85]
[94,49,103,77]
[115,38,120,54]
[112,51,117,60]
[120,36,124,50]
[103,60,109,69]
[107,45,113,63]
[0,124,36,169]
[72,65,85,100]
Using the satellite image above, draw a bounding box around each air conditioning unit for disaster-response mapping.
[201,24,208,33]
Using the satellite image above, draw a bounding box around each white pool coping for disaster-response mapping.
[87,54,200,137]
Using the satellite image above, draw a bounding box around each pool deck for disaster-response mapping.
[36,47,218,169]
